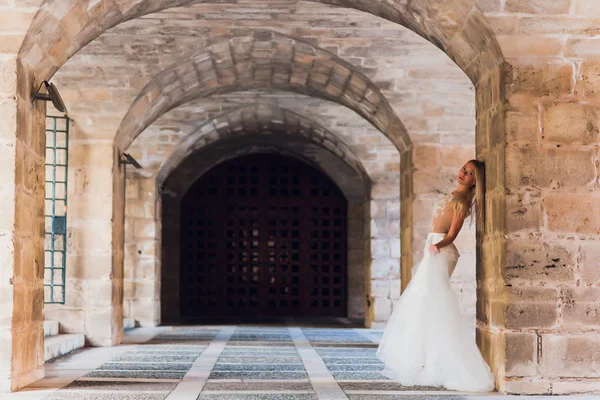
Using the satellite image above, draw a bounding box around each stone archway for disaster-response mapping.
[113,31,410,152]
[160,136,370,324]
[150,104,372,325]
[20,0,501,84]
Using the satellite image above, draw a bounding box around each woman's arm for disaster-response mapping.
[429,211,466,255]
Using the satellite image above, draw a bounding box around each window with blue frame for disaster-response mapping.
[44,115,69,304]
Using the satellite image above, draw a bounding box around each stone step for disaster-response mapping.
[123,318,136,331]
[44,334,85,362]
[44,320,59,337]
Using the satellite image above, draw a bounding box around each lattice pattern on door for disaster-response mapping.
[180,154,347,318]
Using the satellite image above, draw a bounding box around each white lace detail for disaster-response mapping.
[432,193,453,224]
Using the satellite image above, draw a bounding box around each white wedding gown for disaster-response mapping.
[376,231,495,392]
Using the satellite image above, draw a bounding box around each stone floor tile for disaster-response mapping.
[202,381,313,391]
[208,371,308,380]
[97,363,193,371]
[85,371,187,379]
[197,394,317,400]
[339,382,446,391]
[326,364,385,371]
[212,364,305,372]
[44,394,167,400]
[332,371,391,380]
[113,355,199,363]
[217,357,301,364]
[347,396,470,400]
[62,380,177,391]
[322,357,383,364]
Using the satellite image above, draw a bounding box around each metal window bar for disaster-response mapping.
[44,115,69,304]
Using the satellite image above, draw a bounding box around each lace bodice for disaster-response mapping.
[430,193,454,233]
[432,193,453,221]
[430,192,472,233]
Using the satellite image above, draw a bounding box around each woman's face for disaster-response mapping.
[457,162,476,188]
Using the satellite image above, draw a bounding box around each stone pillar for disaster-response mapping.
[475,66,507,391]
[399,152,412,293]
[0,43,46,396]
[369,174,401,329]
[124,173,160,327]
[44,138,123,346]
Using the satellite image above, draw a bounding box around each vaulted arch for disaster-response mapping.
[156,103,368,192]
[114,31,410,152]
[20,0,502,84]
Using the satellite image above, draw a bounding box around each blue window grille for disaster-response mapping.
[44,116,69,304]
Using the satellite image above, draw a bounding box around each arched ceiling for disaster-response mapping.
[50,1,475,161]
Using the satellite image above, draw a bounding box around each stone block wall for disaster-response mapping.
[481,1,600,393]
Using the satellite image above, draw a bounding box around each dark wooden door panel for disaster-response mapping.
[180,154,347,318]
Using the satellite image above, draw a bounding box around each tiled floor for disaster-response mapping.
[6,325,598,400]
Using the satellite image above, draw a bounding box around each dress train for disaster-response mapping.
[376,233,494,392]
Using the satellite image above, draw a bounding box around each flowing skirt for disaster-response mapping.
[376,233,494,392]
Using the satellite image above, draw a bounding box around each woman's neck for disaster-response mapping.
[453,186,472,195]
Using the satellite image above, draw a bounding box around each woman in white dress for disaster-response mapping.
[376,160,494,392]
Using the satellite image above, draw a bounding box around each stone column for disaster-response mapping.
[124,173,160,327]
[474,65,507,391]
[44,138,124,346]
[0,41,46,395]
[368,175,401,329]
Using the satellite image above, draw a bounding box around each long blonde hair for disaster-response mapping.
[451,159,485,233]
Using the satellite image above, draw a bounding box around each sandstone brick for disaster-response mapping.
[505,332,537,377]
[413,169,456,196]
[506,287,558,329]
[562,287,600,328]
[505,192,543,232]
[485,16,518,35]
[370,280,389,298]
[504,380,551,395]
[578,60,600,98]
[544,194,600,234]
[552,381,600,395]
[505,238,575,284]
[371,239,390,258]
[372,297,391,322]
[579,241,600,284]
[543,103,599,145]
[565,38,600,58]
[128,299,160,327]
[497,35,563,57]
[412,145,440,169]
[476,0,502,12]
[439,146,475,168]
[371,258,398,279]
[0,9,35,32]
[505,145,595,190]
[504,61,574,98]
[575,0,600,17]
[505,111,539,142]
[0,56,17,94]
[517,17,600,36]
[540,334,600,377]
[505,0,571,14]
[84,309,115,347]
